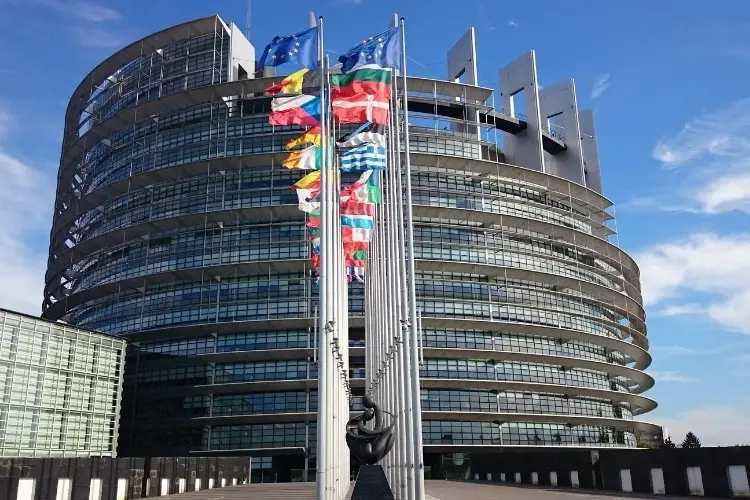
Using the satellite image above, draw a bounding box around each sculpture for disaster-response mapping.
[345,393,396,464]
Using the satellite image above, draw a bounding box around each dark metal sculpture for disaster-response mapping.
[346,394,396,464]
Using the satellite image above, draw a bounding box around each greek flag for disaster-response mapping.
[339,144,386,172]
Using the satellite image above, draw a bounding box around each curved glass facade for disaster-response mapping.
[44,15,657,472]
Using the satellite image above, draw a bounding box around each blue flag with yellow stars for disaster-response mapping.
[259,26,319,71]
[338,26,402,74]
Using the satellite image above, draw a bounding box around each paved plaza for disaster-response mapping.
[161,479,709,500]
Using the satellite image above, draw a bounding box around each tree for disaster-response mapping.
[682,432,702,448]
[662,436,677,449]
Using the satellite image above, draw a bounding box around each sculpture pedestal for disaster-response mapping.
[350,465,395,500]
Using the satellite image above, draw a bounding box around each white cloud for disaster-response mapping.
[649,345,700,356]
[651,303,705,317]
[657,404,750,446]
[507,19,519,28]
[0,105,53,315]
[73,25,128,49]
[650,371,699,383]
[34,0,121,22]
[635,232,750,335]
[650,97,750,214]
[590,73,611,100]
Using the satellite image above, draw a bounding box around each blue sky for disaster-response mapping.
[1,0,750,445]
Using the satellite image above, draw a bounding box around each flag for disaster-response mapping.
[312,253,320,268]
[344,241,369,261]
[337,122,387,148]
[338,26,402,73]
[342,170,382,204]
[286,126,321,150]
[342,227,372,242]
[306,217,320,228]
[283,146,321,170]
[341,200,375,217]
[341,214,374,230]
[267,68,322,96]
[346,266,366,283]
[296,188,320,215]
[259,26,319,71]
[340,144,386,172]
[332,94,389,125]
[292,170,321,190]
[332,64,392,100]
[270,95,320,126]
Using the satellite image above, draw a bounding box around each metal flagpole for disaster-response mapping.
[399,17,426,500]
[315,16,329,500]
[388,85,406,500]
[391,73,414,500]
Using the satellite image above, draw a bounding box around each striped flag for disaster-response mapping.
[270,95,320,126]
[346,266,366,283]
[293,170,321,190]
[283,146,320,170]
[296,188,320,215]
[341,214,374,230]
[342,227,371,242]
[340,144,386,172]
[341,200,375,217]
[337,122,387,148]
[342,169,382,204]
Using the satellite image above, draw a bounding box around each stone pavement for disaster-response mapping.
[160,479,711,500]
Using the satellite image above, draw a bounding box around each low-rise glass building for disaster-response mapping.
[0,308,125,457]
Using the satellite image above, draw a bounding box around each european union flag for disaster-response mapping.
[259,26,319,71]
[338,26,402,74]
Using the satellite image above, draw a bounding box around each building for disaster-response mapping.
[42,15,659,479]
[0,308,125,458]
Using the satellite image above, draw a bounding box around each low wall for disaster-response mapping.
[436,446,750,498]
[0,456,251,500]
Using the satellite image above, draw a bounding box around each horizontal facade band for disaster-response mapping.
[47,202,639,303]
[192,346,654,393]
[101,316,650,370]
[128,410,658,435]
[53,150,617,251]
[63,16,223,150]
[133,377,656,414]
[43,258,644,345]
[60,80,495,194]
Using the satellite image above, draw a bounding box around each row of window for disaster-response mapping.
[73,293,627,342]
[131,328,630,367]
[193,420,638,451]
[63,237,621,323]
[0,405,116,453]
[83,33,228,130]
[69,284,627,343]
[128,389,632,420]
[63,181,593,259]
[129,357,626,392]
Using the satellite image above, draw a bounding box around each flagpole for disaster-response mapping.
[399,17,425,500]
[387,82,406,500]
[392,72,416,500]
[315,16,329,500]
